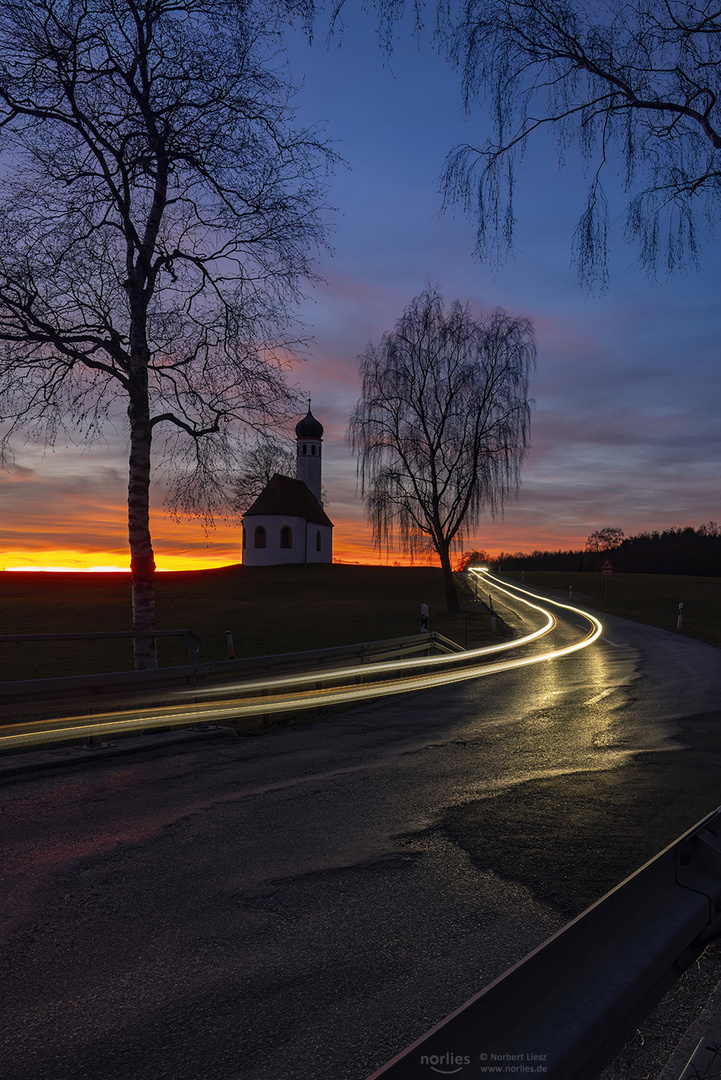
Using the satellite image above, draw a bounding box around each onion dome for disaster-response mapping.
[295,406,323,440]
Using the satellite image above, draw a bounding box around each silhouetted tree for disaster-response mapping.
[234,435,296,512]
[0,0,334,667]
[348,286,535,611]
[586,527,625,552]
[459,548,491,570]
[361,0,721,287]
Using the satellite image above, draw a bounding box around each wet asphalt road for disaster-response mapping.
[1,586,721,1080]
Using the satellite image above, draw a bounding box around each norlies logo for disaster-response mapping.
[420,1051,471,1075]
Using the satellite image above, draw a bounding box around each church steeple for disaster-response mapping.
[295,402,323,503]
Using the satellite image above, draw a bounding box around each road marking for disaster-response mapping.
[602,638,625,647]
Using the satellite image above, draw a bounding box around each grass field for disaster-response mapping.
[505,569,721,648]
[0,564,498,682]
[0,564,718,682]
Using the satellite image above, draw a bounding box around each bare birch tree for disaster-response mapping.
[348,287,535,611]
[0,0,335,667]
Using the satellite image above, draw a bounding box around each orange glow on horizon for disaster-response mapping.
[1,554,233,573]
[7,566,132,573]
[0,548,233,573]
[1,553,434,572]
[0,516,528,574]
[0,540,451,573]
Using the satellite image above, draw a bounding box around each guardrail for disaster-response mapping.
[366,807,721,1080]
[0,631,463,725]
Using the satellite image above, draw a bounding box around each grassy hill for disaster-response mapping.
[0,564,496,681]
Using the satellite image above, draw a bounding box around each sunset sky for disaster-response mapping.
[1,11,719,571]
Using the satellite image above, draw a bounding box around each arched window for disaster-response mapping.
[280,526,292,549]
[254,526,267,549]
[316,530,322,552]
[311,444,316,455]
[301,444,307,455]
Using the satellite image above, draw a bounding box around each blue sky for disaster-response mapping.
[0,7,719,568]
[283,13,721,558]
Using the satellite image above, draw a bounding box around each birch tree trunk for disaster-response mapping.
[128,323,157,670]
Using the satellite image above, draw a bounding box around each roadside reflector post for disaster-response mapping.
[488,594,497,633]
[420,603,429,633]
[226,630,235,660]
[677,602,684,631]
[569,585,573,599]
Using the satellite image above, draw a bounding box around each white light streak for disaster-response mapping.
[0,571,603,750]
[194,579,556,698]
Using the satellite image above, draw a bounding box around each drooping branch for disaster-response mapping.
[364,0,721,285]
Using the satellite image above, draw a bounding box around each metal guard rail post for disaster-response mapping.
[366,807,721,1080]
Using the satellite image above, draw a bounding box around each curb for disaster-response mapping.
[0,724,237,780]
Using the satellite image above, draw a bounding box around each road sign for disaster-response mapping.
[601,559,614,575]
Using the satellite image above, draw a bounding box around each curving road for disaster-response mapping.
[1,577,721,1080]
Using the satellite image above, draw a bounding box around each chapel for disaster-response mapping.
[241,406,333,565]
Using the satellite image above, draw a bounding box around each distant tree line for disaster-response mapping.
[490,524,721,576]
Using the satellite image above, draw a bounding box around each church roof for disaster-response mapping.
[295,407,324,440]
[243,474,333,527]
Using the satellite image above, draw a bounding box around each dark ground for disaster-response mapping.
[443,710,721,919]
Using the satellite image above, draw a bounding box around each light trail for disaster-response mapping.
[0,571,603,751]
[192,577,556,698]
